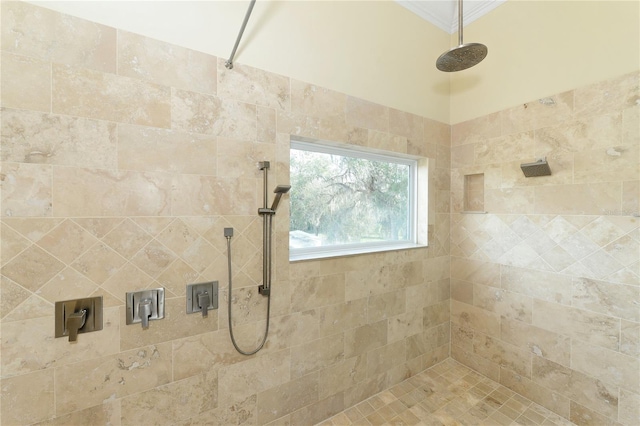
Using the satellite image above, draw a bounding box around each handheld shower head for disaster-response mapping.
[270,185,291,212]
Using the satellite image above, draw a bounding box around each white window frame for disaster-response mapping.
[289,139,425,261]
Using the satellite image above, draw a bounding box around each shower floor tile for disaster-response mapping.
[317,359,576,426]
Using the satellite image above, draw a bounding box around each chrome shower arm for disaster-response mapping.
[225,0,257,70]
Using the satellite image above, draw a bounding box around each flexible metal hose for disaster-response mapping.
[226,215,272,355]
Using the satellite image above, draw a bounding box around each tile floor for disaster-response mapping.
[318,359,576,426]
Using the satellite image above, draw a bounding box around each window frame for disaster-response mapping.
[289,139,423,261]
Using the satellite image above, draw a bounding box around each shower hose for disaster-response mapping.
[225,215,272,355]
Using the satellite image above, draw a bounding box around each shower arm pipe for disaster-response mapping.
[457,0,463,46]
[225,0,257,69]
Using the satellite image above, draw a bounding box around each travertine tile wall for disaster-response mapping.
[0,2,451,425]
[450,71,640,426]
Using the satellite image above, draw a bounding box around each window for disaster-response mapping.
[289,139,423,260]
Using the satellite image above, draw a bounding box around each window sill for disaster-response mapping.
[289,243,428,262]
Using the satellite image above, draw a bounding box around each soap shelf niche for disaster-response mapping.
[463,173,485,213]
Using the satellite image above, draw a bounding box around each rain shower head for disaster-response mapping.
[436,0,488,72]
[520,158,552,177]
[270,185,291,211]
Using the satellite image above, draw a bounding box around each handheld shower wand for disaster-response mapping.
[225,161,290,355]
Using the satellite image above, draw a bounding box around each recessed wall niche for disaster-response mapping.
[464,173,484,212]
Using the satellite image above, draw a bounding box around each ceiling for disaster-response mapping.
[395,0,507,34]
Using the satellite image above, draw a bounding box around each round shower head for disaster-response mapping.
[436,42,488,72]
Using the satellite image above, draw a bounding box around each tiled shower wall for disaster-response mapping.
[0,2,452,425]
[449,72,640,425]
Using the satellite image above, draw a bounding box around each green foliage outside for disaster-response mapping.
[290,148,411,247]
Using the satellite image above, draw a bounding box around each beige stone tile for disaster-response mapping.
[572,277,640,322]
[533,299,619,350]
[451,112,501,146]
[451,344,500,382]
[574,70,640,118]
[486,187,535,214]
[500,92,574,135]
[257,106,277,144]
[120,296,216,350]
[101,218,153,259]
[55,343,172,415]
[473,284,532,323]
[574,144,639,184]
[424,118,451,148]
[118,30,216,94]
[33,400,121,426]
[100,263,156,302]
[0,222,31,266]
[257,373,319,424]
[291,273,345,313]
[291,333,344,379]
[37,267,98,305]
[388,308,423,342]
[345,96,388,133]
[218,58,290,110]
[603,233,640,267]
[2,218,64,242]
[1,244,64,292]
[1,369,55,425]
[70,242,126,284]
[0,276,31,319]
[188,394,256,425]
[52,167,172,217]
[389,108,424,144]
[407,323,449,360]
[345,320,388,359]
[500,318,570,367]
[531,357,618,418]
[216,138,276,179]
[569,401,620,426]
[2,109,117,169]
[450,257,500,287]
[36,219,98,264]
[72,217,123,239]
[472,335,531,378]
[171,174,256,216]
[451,300,500,338]
[290,393,344,426]
[423,300,449,328]
[499,368,569,419]
[290,79,346,119]
[1,162,52,217]
[1,52,51,112]
[500,266,573,305]
[535,113,622,155]
[121,371,217,424]
[571,339,638,391]
[619,388,640,426]
[620,320,639,357]
[317,298,368,337]
[474,131,536,166]
[53,64,170,127]
[1,1,116,72]
[318,355,367,399]
[118,124,217,175]
[534,182,622,215]
[171,88,257,139]
[366,130,407,153]
[217,348,291,407]
[368,289,406,322]
[366,340,406,378]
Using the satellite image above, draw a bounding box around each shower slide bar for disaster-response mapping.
[225,0,257,69]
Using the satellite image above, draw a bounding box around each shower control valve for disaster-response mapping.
[186,282,218,317]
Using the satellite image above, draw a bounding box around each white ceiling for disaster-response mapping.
[395,0,507,34]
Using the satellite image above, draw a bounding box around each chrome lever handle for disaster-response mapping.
[197,292,210,317]
[139,298,152,329]
[66,309,87,342]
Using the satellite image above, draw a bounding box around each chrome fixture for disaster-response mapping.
[55,296,103,342]
[436,0,488,72]
[225,0,257,69]
[225,161,290,355]
[520,157,552,177]
[126,288,165,329]
[186,281,218,317]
